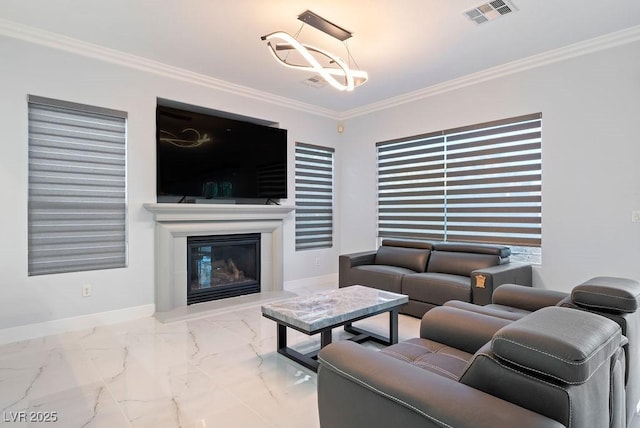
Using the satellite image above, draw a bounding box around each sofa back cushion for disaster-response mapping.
[433,242,511,258]
[427,251,501,277]
[460,307,625,428]
[381,239,433,250]
[491,307,622,384]
[571,276,640,314]
[375,245,430,273]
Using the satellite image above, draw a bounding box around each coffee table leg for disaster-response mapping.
[277,323,287,350]
[274,322,323,372]
[389,308,399,345]
[343,308,400,346]
[320,330,332,348]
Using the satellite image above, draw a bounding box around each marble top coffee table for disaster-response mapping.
[261,285,408,372]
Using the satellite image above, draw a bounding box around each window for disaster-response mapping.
[28,96,127,275]
[377,113,541,263]
[295,142,334,251]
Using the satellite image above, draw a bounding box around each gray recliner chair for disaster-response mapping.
[318,306,627,428]
[444,276,640,426]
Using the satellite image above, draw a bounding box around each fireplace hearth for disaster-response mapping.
[187,233,261,304]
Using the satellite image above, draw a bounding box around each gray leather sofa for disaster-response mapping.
[445,276,640,427]
[317,305,627,428]
[339,239,532,317]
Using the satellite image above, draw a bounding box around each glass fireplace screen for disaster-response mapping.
[187,233,260,304]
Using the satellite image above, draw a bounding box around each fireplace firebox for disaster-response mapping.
[187,233,261,304]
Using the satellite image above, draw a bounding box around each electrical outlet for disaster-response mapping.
[632,210,640,223]
[82,284,92,297]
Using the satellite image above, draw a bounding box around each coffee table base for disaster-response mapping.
[272,308,400,372]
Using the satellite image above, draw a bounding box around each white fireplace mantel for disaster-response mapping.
[144,203,296,313]
[143,203,295,222]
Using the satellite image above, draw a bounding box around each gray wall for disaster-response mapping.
[338,40,640,291]
[0,36,340,330]
[1,30,639,333]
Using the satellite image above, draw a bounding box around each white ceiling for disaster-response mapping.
[3,0,640,114]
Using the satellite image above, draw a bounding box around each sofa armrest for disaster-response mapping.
[317,341,564,428]
[339,251,377,288]
[471,262,532,306]
[492,284,568,312]
[419,306,512,354]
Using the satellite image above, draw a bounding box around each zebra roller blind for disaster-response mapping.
[28,95,128,276]
[295,142,334,250]
[377,113,541,248]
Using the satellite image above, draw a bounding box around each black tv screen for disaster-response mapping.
[156,105,288,201]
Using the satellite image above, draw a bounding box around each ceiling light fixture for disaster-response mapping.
[261,10,368,91]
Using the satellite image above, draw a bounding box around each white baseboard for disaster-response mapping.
[284,273,338,291]
[0,304,155,346]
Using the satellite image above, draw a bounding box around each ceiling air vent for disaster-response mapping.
[464,0,517,24]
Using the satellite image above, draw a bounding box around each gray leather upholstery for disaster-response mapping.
[572,276,640,313]
[317,306,625,428]
[374,245,429,272]
[402,272,470,305]
[318,341,565,428]
[427,251,502,277]
[490,307,621,383]
[348,264,413,293]
[433,241,511,258]
[446,276,640,427]
[338,239,533,317]
[460,307,626,428]
[379,306,512,380]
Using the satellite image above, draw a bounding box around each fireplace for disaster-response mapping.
[144,203,295,313]
[187,233,261,304]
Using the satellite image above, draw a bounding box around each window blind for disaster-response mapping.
[377,113,541,248]
[295,142,334,250]
[28,95,128,276]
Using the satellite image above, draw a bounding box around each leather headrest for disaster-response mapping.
[380,239,433,250]
[433,242,511,258]
[492,307,621,384]
[572,276,640,314]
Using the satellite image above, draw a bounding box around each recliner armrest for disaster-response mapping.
[419,306,512,354]
[492,284,568,312]
[317,341,564,428]
[471,262,533,306]
[338,251,377,287]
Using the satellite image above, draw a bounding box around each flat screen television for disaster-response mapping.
[156,105,288,202]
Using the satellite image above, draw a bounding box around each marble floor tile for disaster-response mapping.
[0,283,420,427]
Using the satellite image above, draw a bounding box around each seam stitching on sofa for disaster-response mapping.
[317,356,454,428]
[574,284,640,299]
[477,352,573,427]
[573,289,639,312]
[392,341,471,363]
[381,349,461,379]
[412,361,459,380]
[575,289,640,300]
[493,328,619,367]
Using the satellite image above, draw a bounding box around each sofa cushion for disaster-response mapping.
[381,239,433,250]
[433,242,511,258]
[572,276,640,314]
[427,251,501,277]
[380,338,473,380]
[350,265,414,294]
[375,245,430,273]
[491,307,622,384]
[403,273,470,305]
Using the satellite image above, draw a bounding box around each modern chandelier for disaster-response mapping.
[261,10,368,91]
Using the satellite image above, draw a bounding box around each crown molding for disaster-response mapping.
[0,19,340,120]
[2,19,639,122]
[338,24,640,120]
